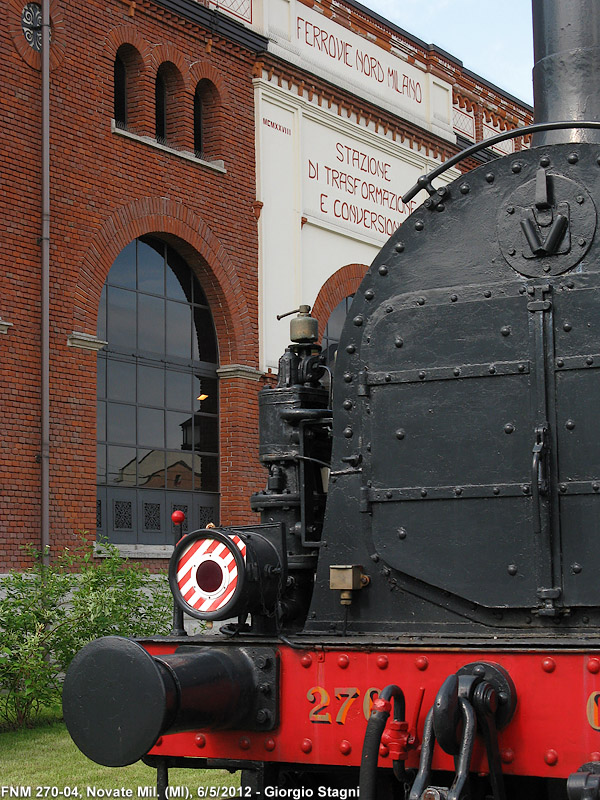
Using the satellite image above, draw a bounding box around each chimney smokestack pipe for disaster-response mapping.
[532,0,600,146]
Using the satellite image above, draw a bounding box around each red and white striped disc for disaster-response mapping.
[175,534,246,614]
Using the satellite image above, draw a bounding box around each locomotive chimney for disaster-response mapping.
[532,0,600,145]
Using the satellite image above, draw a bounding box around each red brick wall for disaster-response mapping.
[0,0,262,569]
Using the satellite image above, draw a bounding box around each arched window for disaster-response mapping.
[193,84,203,157]
[114,52,127,129]
[321,295,354,367]
[155,68,167,143]
[96,237,219,546]
[193,79,220,160]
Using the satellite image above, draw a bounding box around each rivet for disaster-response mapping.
[566,419,575,430]
[484,290,492,298]
[453,368,460,376]
[518,364,525,372]
[489,365,497,374]
[567,280,575,289]
[559,484,567,493]
[421,489,428,497]
[343,427,353,438]
[346,344,356,354]
[264,738,276,752]
[556,359,564,368]
[300,654,312,668]
[396,429,405,440]
[511,162,522,173]
[386,305,393,313]
[343,400,352,410]
[394,242,405,253]
[543,266,551,273]
[572,563,582,574]
[385,374,391,382]
[415,656,429,671]
[519,286,526,294]
[460,183,470,194]
[577,195,585,204]
[239,737,251,750]
[522,485,530,495]
[194,734,206,748]
[454,487,463,496]
[545,749,558,766]
[592,751,600,761]
[579,238,587,247]
[378,265,389,276]
[508,564,518,576]
[450,294,458,302]
[493,487,500,495]
[584,616,590,623]
[371,553,379,562]
[382,567,391,576]
[593,483,600,492]
[301,738,313,754]
[502,748,515,764]
[155,737,163,747]
[339,740,352,755]
[540,155,550,167]
[568,152,579,164]
[417,297,426,306]
[376,655,389,670]
[379,744,389,758]
[386,491,393,499]
[508,247,516,256]
[365,289,374,300]
[343,373,353,383]
[501,326,511,336]
[415,220,424,231]
[398,528,407,539]
[587,357,594,365]
[337,654,350,669]
[504,423,514,434]
[353,315,364,327]
[419,371,426,380]
[395,336,404,348]
[485,172,495,183]
[507,206,515,214]
[588,659,600,674]
[542,657,556,673]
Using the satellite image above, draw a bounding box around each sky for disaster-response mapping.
[359,0,534,106]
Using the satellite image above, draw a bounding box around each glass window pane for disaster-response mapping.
[137,238,165,294]
[138,364,164,408]
[166,251,192,302]
[107,287,136,348]
[166,451,193,490]
[192,274,208,306]
[97,444,106,483]
[166,371,192,411]
[193,415,218,453]
[97,285,107,341]
[107,402,136,445]
[138,448,165,488]
[193,375,217,414]
[138,295,164,354]
[194,454,218,492]
[97,401,106,442]
[193,307,217,362]
[107,360,136,402]
[97,357,106,399]
[138,407,164,448]
[166,301,192,359]
[107,445,136,485]
[107,240,136,289]
[166,410,191,449]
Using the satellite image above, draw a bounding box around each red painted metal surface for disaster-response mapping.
[144,643,600,778]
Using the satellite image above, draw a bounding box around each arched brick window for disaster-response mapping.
[113,44,145,132]
[96,236,220,545]
[155,62,186,148]
[193,79,220,160]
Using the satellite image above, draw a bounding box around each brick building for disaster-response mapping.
[0,0,531,570]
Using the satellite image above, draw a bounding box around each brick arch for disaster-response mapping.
[104,24,152,64]
[312,263,368,340]
[150,44,191,92]
[74,198,256,368]
[189,61,231,105]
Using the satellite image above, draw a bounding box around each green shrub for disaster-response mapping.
[0,537,172,728]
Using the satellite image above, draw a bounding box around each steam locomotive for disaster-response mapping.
[62,1,600,798]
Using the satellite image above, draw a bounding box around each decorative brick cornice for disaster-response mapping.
[67,332,107,351]
[217,364,264,381]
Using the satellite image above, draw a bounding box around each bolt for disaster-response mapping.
[473,665,486,677]
[577,195,585,204]
[259,683,272,694]
[424,790,442,800]
[507,206,515,214]
[256,655,271,670]
[508,247,516,256]
[256,709,271,725]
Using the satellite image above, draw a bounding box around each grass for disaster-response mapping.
[0,716,240,795]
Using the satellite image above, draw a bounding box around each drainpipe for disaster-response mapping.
[41,0,50,565]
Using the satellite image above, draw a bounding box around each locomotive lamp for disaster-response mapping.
[330,564,370,605]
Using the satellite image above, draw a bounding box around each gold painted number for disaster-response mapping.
[334,688,359,724]
[307,686,332,724]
